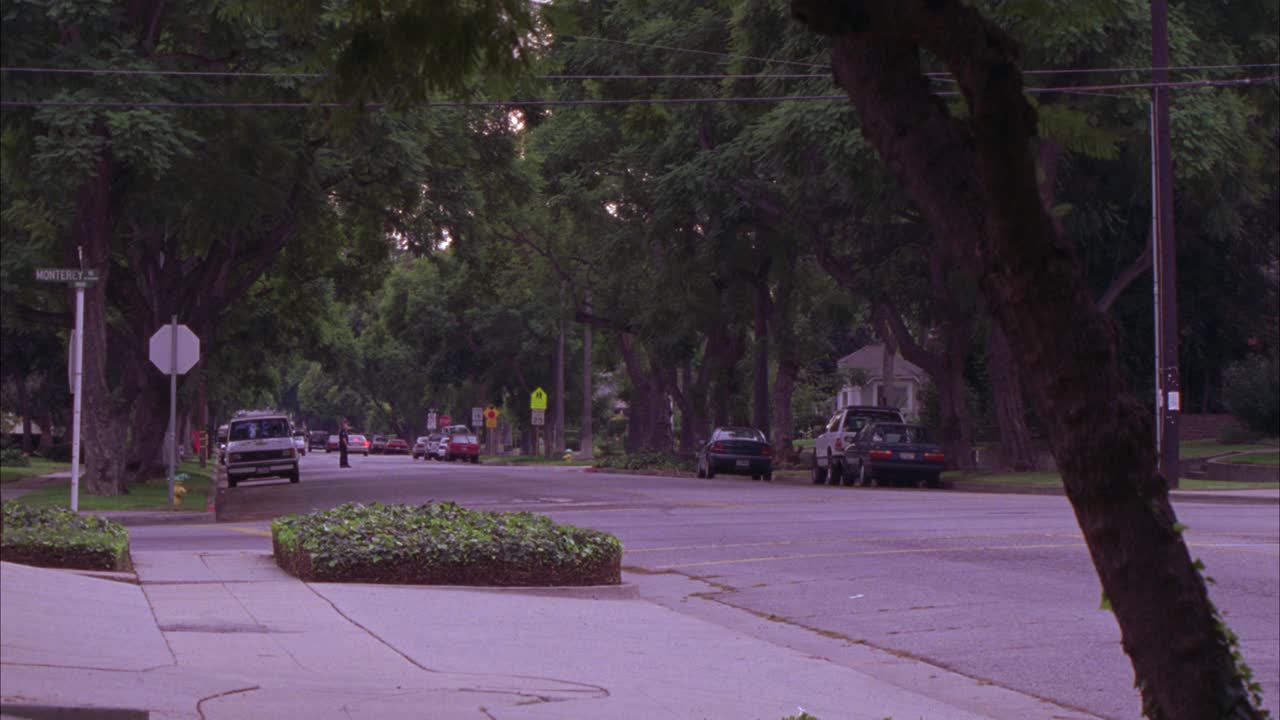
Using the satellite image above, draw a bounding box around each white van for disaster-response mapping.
[223,411,299,488]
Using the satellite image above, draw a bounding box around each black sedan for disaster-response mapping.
[696,427,773,481]
[843,423,946,488]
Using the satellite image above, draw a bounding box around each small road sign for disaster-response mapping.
[440,414,452,428]
[484,406,500,428]
[35,268,100,285]
[427,411,437,429]
[472,407,483,428]
[531,409,546,426]
[149,324,200,374]
[531,387,548,410]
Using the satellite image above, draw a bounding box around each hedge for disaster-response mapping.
[1,502,131,571]
[272,501,622,586]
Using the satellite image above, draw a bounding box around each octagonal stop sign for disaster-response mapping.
[149,324,200,374]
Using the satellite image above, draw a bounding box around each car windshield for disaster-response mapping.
[868,424,933,443]
[715,428,766,442]
[229,418,289,440]
[452,435,478,444]
[416,437,429,444]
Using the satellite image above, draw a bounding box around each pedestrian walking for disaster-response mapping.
[339,420,351,468]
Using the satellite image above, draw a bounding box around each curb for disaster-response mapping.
[324,581,642,600]
[84,510,210,527]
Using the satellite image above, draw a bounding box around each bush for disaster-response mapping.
[272,502,622,586]
[0,503,131,571]
[40,443,73,462]
[1221,354,1280,439]
[592,452,693,472]
[0,447,30,467]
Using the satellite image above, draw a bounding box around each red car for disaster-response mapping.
[384,438,409,455]
[438,433,480,463]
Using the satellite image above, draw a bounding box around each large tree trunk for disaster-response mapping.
[581,291,593,460]
[751,261,772,436]
[792,3,1260,717]
[619,334,652,454]
[18,378,33,454]
[74,132,127,496]
[988,322,1035,470]
[770,357,799,462]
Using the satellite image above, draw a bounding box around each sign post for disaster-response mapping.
[36,266,99,511]
[531,388,548,456]
[484,406,500,455]
[149,319,200,506]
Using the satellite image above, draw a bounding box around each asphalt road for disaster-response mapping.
[131,452,1280,719]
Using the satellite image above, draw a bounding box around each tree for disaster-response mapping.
[790,1,1265,717]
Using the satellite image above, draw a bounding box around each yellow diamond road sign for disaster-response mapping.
[531,387,548,410]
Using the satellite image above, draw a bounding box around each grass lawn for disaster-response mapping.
[1217,451,1279,466]
[1180,438,1279,459]
[0,458,73,484]
[12,460,212,511]
[943,470,1277,492]
[485,455,592,466]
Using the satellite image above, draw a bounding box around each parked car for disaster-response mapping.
[843,422,946,488]
[309,430,328,450]
[384,438,409,455]
[223,411,299,488]
[696,426,773,481]
[436,433,480,463]
[424,433,446,460]
[326,434,339,452]
[348,434,370,456]
[812,405,906,486]
[411,436,431,459]
[369,435,389,454]
[292,431,307,456]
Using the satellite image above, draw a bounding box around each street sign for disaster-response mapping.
[440,414,452,428]
[531,409,546,426]
[484,406,499,428]
[35,268,99,285]
[531,387,548,410]
[149,324,200,374]
[427,411,437,430]
[472,407,483,428]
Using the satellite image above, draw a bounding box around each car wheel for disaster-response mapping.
[811,457,827,484]
[825,452,839,485]
[228,476,239,488]
[289,470,300,484]
[859,460,874,487]
[925,473,942,489]
[471,456,480,464]
[706,462,715,479]
[763,471,772,482]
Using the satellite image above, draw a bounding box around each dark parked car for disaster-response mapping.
[842,423,946,488]
[309,430,328,450]
[696,427,773,481]
[384,438,409,455]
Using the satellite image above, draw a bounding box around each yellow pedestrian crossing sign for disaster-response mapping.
[531,387,548,410]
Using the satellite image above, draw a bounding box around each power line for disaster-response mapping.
[3,63,1276,82]
[2,75,1273,110]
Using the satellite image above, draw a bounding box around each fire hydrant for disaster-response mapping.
[172,473,189,507]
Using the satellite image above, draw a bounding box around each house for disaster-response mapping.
[833,344,927,420]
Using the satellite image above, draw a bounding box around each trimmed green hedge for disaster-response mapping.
[272,502,622,586]
[0,503,131,571]
[593,452,694,472]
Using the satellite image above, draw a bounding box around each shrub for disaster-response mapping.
[271,502,622,585]
[41,443,73,462]
[1221,353,1280,439]
[0,447,30,467]
[592,452,693,472]
[0,502,131,571]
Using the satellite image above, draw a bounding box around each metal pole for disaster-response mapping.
[168,315,177,506]
[1152,0,1180,486]
[1150,101,1162,462]
[69,286,85,512]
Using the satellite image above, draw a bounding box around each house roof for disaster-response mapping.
[836,344,927,380]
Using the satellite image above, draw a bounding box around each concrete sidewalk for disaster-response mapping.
[0,552,1101,720]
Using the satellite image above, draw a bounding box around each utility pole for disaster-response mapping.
[581,290,594,460]
[1152,0,1180,486]
[554,285,566,454]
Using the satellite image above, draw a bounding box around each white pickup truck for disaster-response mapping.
[811,405,905,486]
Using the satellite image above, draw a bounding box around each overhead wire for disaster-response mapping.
[1,75,1275,110]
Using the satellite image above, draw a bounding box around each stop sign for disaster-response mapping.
[149,324,200,374]
[439,414,451,428]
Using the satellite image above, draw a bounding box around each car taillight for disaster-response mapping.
[710,442,725,452]
[924,452,945,462]
[761,446,773,457]
[869,449,893,460]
